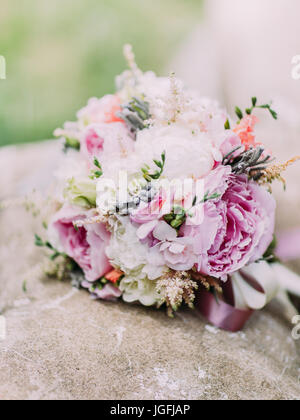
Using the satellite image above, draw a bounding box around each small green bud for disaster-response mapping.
[224,119,231,130]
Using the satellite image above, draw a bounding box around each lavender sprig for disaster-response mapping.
[224,146,273,176]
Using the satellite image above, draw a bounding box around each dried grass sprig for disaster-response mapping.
[253,156,300,191]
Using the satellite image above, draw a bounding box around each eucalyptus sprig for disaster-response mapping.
[35,234,67,261]
[235,97,278,122]
[142,152,166,181]
[89,157,103,180]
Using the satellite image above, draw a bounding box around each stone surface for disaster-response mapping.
[0,142,300,400]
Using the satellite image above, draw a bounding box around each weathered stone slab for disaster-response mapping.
[0,142,299,400]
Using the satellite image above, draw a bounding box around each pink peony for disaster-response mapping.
[182,167,276,279]
[49,206,112,282]
[134,166,275,280]
[77,95,123,125]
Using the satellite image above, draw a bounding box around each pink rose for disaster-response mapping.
[49,206,112,282]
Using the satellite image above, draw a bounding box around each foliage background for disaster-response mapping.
[0,0,202,147]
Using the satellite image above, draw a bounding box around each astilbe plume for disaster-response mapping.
[255,156,300,191]
[156,271,198,317]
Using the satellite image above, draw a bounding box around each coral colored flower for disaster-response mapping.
[233,115,259,150]
[105,269,124,284]
[48,206,112,282]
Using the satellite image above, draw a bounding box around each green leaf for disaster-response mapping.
[269,109,278,120]
[34,234,44,247]
[235,107,243,120]
[93,157,102,170]
[202,192,221,203]
[141,152,166,181]
[263,235,278,262]
[64,138,80,152]
[50,252,60,261]
[164,214,174,223]
[94,170,103,178]
[22,281,27,293]
[171,219,183,229]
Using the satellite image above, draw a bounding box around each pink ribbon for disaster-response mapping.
[195,228,300,332]
[195,280,253,332]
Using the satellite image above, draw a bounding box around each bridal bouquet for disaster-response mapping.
[36,46,300,331]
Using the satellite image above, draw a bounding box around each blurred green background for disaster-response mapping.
[0,0,202,147]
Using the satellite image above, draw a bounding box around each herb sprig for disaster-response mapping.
[235,97,278,121]
[35,234,67,261]
[89,157,103,179]
[142,152,166,181]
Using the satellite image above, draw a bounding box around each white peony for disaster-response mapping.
[134,124,215,180]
